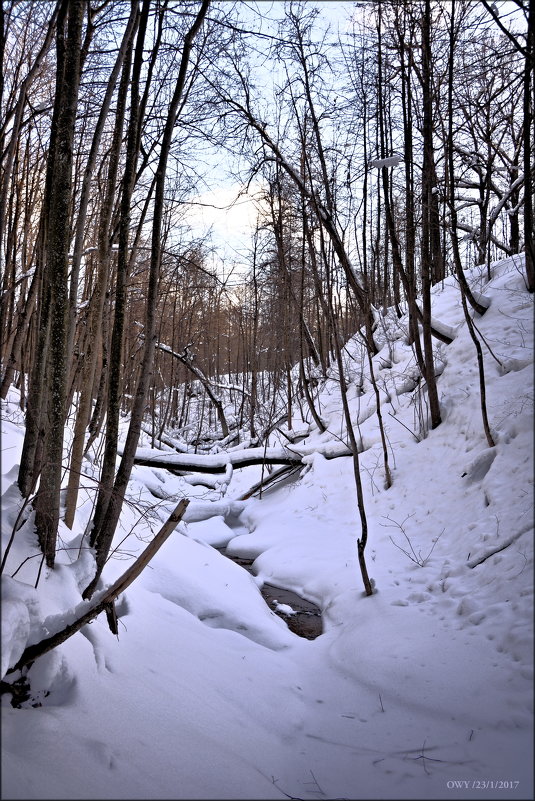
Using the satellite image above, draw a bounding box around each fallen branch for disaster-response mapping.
[7,499,189,675]
[467,522,532,568]
[238,464,301,500]
[140,424,191,453]
[154,341,229,437]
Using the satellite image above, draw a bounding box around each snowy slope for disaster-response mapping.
[1,255,533,800]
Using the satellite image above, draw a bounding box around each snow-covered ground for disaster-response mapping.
[1,255,533,799]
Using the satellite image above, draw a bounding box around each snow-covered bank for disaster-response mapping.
[1,256,533,799]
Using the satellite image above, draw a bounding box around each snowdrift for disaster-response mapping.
[1,255,533,800]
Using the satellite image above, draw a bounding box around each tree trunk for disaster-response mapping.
[89,0,151,547]
[65,3,138,375]
[419,0,441,431]
[64,16,136,529]
[33,0,85,566]
[446,0,490,317]
[523,0,534,291]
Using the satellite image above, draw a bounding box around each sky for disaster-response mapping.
[182,183,264,280]
[180,1,360,278]
[1,252,533,800]
[180,0,528,281]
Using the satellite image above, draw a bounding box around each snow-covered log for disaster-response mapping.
[470,290,492,310]
[130,439,354,474]
[183,499,247,522]
[414,300,458,343]
[131,445,303,473]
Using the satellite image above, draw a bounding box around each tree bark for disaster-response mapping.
[89,0,151,546]
[64,13,137,529]
[31,0,84,565]
[419,0,441,430]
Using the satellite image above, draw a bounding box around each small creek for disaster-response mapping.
[215,547,323,640]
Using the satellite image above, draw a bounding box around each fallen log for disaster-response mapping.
[6,499,189,675]
[130,440,354,474]
[130,445,303,473]
[414,300,458,344]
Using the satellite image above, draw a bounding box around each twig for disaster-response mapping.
[387,411,420,442]
[0,491,36,575]
[382,514,444,566]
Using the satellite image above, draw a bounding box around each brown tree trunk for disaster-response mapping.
[420,0,441,431]
[33,0,85,566]
[64,17,136,529]
[88,0,151,548]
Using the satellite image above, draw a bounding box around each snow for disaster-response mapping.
[369,155,404,168]
[1,255,533,800]
[271,601,297,616]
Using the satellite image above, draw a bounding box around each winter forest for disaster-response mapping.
[0,0,533,799]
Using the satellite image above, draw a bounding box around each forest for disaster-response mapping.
[0,1,533,799]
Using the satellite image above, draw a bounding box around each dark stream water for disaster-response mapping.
[216,547,323,640]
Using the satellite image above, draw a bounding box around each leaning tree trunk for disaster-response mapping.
[328,277,373,597]
[446,0,490,317]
